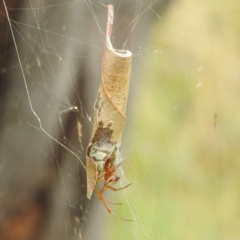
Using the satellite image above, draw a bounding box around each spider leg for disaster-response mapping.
[94,186,131,221]
[100,174,131,194]
[96,174,122,204]
[100,182,132,194]
[96,175,104,183]
[101,183,131,205]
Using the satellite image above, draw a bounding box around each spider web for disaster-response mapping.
[1,0,239,240]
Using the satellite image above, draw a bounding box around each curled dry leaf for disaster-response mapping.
[86,4,132,199]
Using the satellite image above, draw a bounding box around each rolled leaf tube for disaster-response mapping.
[86,5,132,199]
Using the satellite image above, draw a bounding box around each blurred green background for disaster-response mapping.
[107,0,240,239]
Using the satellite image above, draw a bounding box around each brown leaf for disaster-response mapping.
[86,5,132,199]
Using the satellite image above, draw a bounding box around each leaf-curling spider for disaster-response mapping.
[94,149,132,221]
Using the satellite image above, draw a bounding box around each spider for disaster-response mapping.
[94,152,132,221]
[87,122,131,220]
